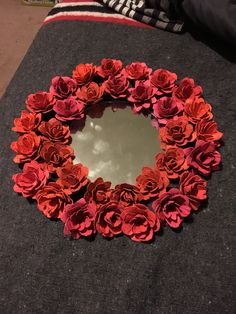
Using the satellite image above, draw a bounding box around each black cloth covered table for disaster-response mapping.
[0,20,235,313]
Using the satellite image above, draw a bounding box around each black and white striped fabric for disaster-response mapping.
[98,0,184,32]
[45,0,184,33]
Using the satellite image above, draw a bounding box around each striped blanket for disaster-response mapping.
[45,0,184,32]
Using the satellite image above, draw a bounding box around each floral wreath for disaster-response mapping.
[11,59,223,243]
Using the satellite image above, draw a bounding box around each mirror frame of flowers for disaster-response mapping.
[11,59,223,243]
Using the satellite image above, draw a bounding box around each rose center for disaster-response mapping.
[71,104,162,186]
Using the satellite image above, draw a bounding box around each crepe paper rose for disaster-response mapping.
[152,188,191,228]
[103,75,130,99]
[196,118,223,142]
[128,80,157,113]
[72,63,96,85]
[84,177,112,208]
[77,82,104,105]
[36,182,72,219]
[151,68,177,95]
[38,118,71,144]
[26,91,54,114]
[184,97,213,124]
[50,76,77,99]
[56,163,89,194]
[180,171,207,210]
[61,198,96,239]
[53,98,85,122]
[186,140,221,176]
[97,58,123,78]
[96,201,123,238]
[11,132,41,164]
[155,147,189,179]
[153,97,183,125]
[173,77,203,103]
[121,204,160,242]
[136,167,169,201]
[12,161,49,199]
[12,110,41,133]
[122,62,152,80]
[159,116,196,148]
[39,141,74,172]
[111,183,143,207]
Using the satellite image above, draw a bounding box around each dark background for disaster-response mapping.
[0,21,235,313]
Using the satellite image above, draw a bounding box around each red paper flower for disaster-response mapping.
[173,77,202,103]
[186,140,221,176]
[36,182,72,219]
[12,110,41,133]
[180,171,207,210]
[56,163,89,194]
[61,198,96,239]
[39,141,74,172]
[53,98,85,122]
[184,97,213,124]
[160,116,196,148]
[84,177,111,207]
[12,161,49,198]
[136,167,169,200]
[38,118,71,144]
[26,91,54,113]
[152,188,191,228]
[128,80,157,113]
[97,58,123,78]
[112,183,143,206]
[103,75,130,99]
[196,118,223,142]
[72,63,96,85]
[96,201,123,237]
[155,147,189,179]
[50,76,77,99]
[123,62,152,80]
[11,132,41,163]
[121,204,160,242]
[153,97,183,125]
[77,82,104,105]
[151,68,177,95]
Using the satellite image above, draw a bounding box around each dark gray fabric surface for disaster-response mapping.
[0,21,235,314]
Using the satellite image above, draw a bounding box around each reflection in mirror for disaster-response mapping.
[71,102,162,187]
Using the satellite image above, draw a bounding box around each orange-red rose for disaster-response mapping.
[72,63,96,85]
[56,163,89,194]
[12,161,49,198]
[173,77,202,103]
[97,58,123,78]
[11,132,41,163]
[121,204,160,242]
[40,141,74,172]
[180,171,207,210]
[84,177,111,207]
[38,118,71,144]
[26,91,54,113]
[184,97,213,124]
[12,110,41,133]
[77,82,104,105]
[112,183,142,206]
[151,68,177,95]
[61,198,96,239]
[36,182,71,219]
[196,118,223,142]
[155,147,189,179]
[159,116,196,148]
[136,167,169,200]
[123,62,152,80]
[96,201,123,237]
